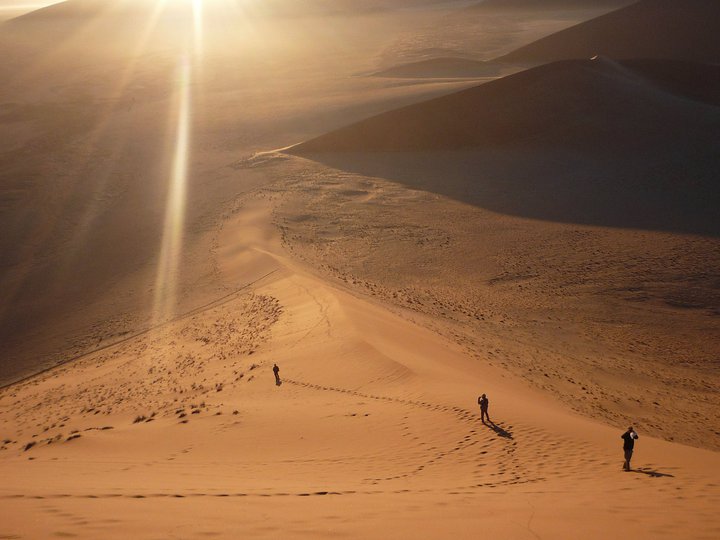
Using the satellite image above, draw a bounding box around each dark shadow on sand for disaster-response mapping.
[484,420,513,439]
[292,146,720,238]
[630,467,675,478]
[290,59,720,236]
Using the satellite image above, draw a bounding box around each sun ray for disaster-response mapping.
[0,0,175,318]
[152,53,192,325]
[192,0,204,59]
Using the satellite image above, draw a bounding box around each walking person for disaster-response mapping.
[621,426,639,471]
[273,363,281,386]
[478,393,490,424]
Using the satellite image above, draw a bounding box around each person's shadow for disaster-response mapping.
[630,467,674,478]
[484,420,513,439]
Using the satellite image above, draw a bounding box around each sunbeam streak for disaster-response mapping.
[192,0,204,59]
[152,56,192,325]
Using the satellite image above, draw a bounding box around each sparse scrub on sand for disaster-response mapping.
[47,434,63,444]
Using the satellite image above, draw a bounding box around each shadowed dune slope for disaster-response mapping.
[291,58,720,236]
[496,0,720,64]
[292,58,720,153]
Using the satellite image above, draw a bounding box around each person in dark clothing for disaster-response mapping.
[273,363,281,386]
[478,393,490,423]
[621,426,639,471]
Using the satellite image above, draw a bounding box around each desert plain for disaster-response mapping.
[0,1,719,538]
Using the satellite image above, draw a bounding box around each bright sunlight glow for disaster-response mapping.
[153,54,192,325]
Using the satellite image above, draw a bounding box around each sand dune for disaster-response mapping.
[496,0,720,64]
[1,0,719,537]
[1,192,719,539]
[269,153,720,446]
[292,57,720,153]
[290,56,720,235]
[471,0,632,10]
[0,0,487,386]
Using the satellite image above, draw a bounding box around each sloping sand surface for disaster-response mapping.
[1,1,719,537]
[496,0,720,64]
[0,1,489,385]
[3,0,599,385]
[265,154,720,448]
[471,0,632,10]
[2,192,719,539]
[293,57,720,153]
[291,58,720,237]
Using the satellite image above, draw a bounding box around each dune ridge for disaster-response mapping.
[1,193,719,539]
[471,0,632,10]
[1,0,719,537]
[292,57,720,153]
[496,0,720,64]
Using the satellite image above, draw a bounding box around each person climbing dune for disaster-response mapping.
[621,426,639,471]
[478,393,490,423]
[273,363,281,386]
